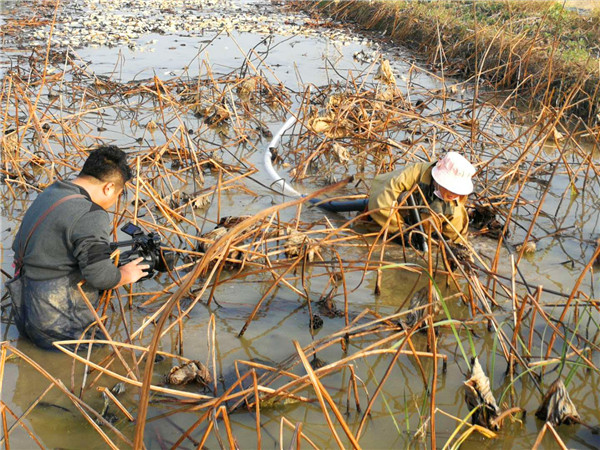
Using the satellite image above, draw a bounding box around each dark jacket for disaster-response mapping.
[9,180,121,348]
[12,180,121,288]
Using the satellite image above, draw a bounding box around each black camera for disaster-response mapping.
[110,222,177,280]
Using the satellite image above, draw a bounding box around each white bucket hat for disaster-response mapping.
[431,152,476,196]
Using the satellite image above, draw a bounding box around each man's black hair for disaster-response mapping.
[80,145,133,185]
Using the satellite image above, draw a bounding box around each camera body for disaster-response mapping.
[111,222,175,280]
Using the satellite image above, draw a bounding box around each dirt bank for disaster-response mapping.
[291,0,600,128]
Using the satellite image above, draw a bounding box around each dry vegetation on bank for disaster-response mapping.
[293,0,600,127]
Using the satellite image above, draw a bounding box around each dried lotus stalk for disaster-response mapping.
[146,120,158,133]
[167,360,212,386]
[535,379,580,426]
[464,357,500,430]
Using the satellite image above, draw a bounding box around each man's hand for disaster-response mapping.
[116,257,149,287]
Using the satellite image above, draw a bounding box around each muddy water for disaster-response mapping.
[2,1,600,448]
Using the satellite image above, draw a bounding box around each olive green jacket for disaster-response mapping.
[367,162,469,243]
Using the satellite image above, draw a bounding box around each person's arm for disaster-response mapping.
[71,210,147,289]
[368,163,427,231]
[442,202,470,244]
[389,163,425,195]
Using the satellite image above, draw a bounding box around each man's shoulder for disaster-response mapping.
[47,180,104,213]
[24,181,107,235]
[37,179,87,201]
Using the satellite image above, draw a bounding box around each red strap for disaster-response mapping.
[15,194,86,274]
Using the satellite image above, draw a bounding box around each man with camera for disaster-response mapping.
[8,145,149,349]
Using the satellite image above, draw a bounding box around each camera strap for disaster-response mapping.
[14,194,85,276]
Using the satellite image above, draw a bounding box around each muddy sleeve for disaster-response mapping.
[442,203,470,244]
[368,163,429,232]
[71,210,121,290]
[389,164,424,197]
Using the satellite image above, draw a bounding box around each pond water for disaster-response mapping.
[1,0,599,449]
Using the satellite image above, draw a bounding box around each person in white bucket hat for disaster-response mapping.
[367,151,476,244]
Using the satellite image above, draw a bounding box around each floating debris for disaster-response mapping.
[282,228,320,262]
[352,49,377,64]
[197,226,243,268]
[516,241,536,255]
[469,204,507,239]
[146,120,158,133]
[464,357,501,430]
[310,314,323,331]
[97,390,117,426]
[374,59,396,86]
[97,411,118,426]
[535,379,580,426]
[310,353,327,370]
[332,142,350,165]
[237,77,257,101]
[375,86,396,102]
[204,104,231,126]
[2,0,599,447]
[167,360,212,386]
[1,129,19,162]
[198,227,229,252]
[169,191,211,210]
[218,215,252,228]
[111,382,126,396]
[448,243,474,268]
[307,113,333,134]
[404,286,440,329]
[2,0,378,58]
[317,288,343,318]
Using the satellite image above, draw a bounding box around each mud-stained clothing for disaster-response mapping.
[12,180,121,288]
[9,180,120,349]
[368,162,469,243]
